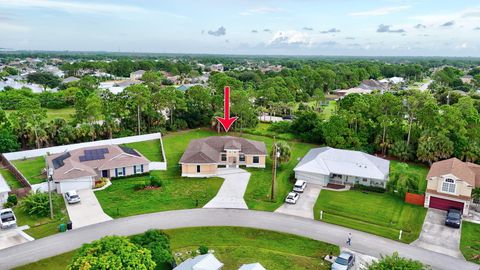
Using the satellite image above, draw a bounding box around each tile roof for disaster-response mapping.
[47,144,150,181]
[179,136,267,164]
[427,158,478,187]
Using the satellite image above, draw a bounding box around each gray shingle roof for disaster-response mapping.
[179,136,267,164]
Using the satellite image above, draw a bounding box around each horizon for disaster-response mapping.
[1,0,480,57]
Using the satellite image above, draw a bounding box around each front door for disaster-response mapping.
[102,170,108,178]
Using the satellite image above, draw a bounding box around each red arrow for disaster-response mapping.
[216,86,238,132]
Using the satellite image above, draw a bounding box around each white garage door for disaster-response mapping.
[57,177,93,194]
[295,171,328,186]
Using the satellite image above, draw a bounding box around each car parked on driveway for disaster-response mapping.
[293,180,307,193]
[331,251,355,270]
[65,190,81,204]
[0,208,17,229]
[285,192,299,204]
[445,208,462,228]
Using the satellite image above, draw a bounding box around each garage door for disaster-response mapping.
[295,171,328,185]
[429,196,464,211]
[58,177,93,193]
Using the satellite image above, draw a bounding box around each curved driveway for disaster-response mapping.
[0,209,477,270]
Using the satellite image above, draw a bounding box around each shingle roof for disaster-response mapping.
[427,158,478,187]
[294,147,390,181]
[179,136,267,164]
[47,144,150,181]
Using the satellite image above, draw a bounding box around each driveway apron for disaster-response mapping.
[203,168,250,209]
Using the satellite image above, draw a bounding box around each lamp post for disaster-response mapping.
[271,137,280,201]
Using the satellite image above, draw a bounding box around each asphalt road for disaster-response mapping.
[0,209,478,270]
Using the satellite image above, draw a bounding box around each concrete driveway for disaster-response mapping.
[275,184,322,219]
[64,189,112,229]
[411,209,463,258]
[203,168,250,209]
[0,226,32,250]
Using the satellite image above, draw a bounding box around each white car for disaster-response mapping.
[293,180,307,193]
[331,251,355,270]
[65,190,81,204]
[0,208,17,229]
[285,192,300,204]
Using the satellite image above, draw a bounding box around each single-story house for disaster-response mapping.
[179,136,267,177]
[0,174,11,205]
[62,76,80,84]
[424,158,480,215]
[47,145,150,193]
[294,147,390,187]
[174,254,223,270]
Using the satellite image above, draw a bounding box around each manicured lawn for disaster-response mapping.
[14,193,70,239]
[12,156,46,185]
[6,107,75,122]
[243,122,296,141]
[14,227,339,270]
[124,139,165,162]
[0,168,22,189]
[313,190,427,243]
[95,173,223,218]
[320,100,337,120]
[460,221,480,264]
[390,160,429,194]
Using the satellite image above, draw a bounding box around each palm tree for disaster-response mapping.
[271,141,291,168]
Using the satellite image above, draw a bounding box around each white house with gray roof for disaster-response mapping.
[294,147,390,187]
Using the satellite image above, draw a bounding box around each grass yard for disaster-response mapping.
[95,172,223,218]
[314,190,427,243]
[14,193,70,239]
[0,168,23,189]
[14,227,339,270]
[320,100,337,120]
[6,107,75,122]
[460,221,480,264]
[243,122,296,141]
[12,156,46,185]
[390,160,429,194]
[124,139,165,162]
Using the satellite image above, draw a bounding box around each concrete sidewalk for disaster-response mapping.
[203,168,250,209]
[0,209,477,270]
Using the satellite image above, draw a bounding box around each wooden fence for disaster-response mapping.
[0,153,32,197]
[405,192,425,206]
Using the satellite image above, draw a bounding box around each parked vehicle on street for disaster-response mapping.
[0,208,17,229]
[331,251,355,270]
[285,192,299,204]
[65,190,81,204]
[445,208,462,228]
[293,180,307,193]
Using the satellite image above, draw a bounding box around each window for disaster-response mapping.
[116,167,125,177]
[362,178,368,182]
[196,165,201,173]
[253,156,259,164]
[441,178,456,193]
[134,165,142,174]
[239,154,245,162]
[221,153,227,162]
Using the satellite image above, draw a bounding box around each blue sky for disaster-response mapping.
[1,0,480,56]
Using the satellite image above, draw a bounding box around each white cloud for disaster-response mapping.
[240,7,283,16]
[269,30,312,46]
[0,21,29,32]
[2,0,146,14]
[350,5,410,16]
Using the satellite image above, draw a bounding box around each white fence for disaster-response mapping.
[3,133,167,171]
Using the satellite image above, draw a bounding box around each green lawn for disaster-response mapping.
[313,190,427,243]
[0,168,23,189]
[243,122,296,141]
[124,139,165,162]
[320,100,337,120]
[460,221,480,264]
[11,156,46,185]
[390,160,429,194]
[6,107,75,122]
[14,227,339,270]
[14,193,70,239]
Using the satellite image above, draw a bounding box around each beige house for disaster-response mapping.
[424,158,480,215]
[47,145,150,193]
[179,136,267,177]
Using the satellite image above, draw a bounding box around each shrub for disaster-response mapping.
[149,175,163,188]
[131,230,173,269]
[95,178,108,189]
[20,191,53,217]
[367,252,428,270]
[352,184,386,193]
[268,121,292,134]
[7,194,18,206]
[134,182,147,191]
[198,245,209,255]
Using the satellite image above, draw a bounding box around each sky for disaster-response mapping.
[1,0,480,57]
